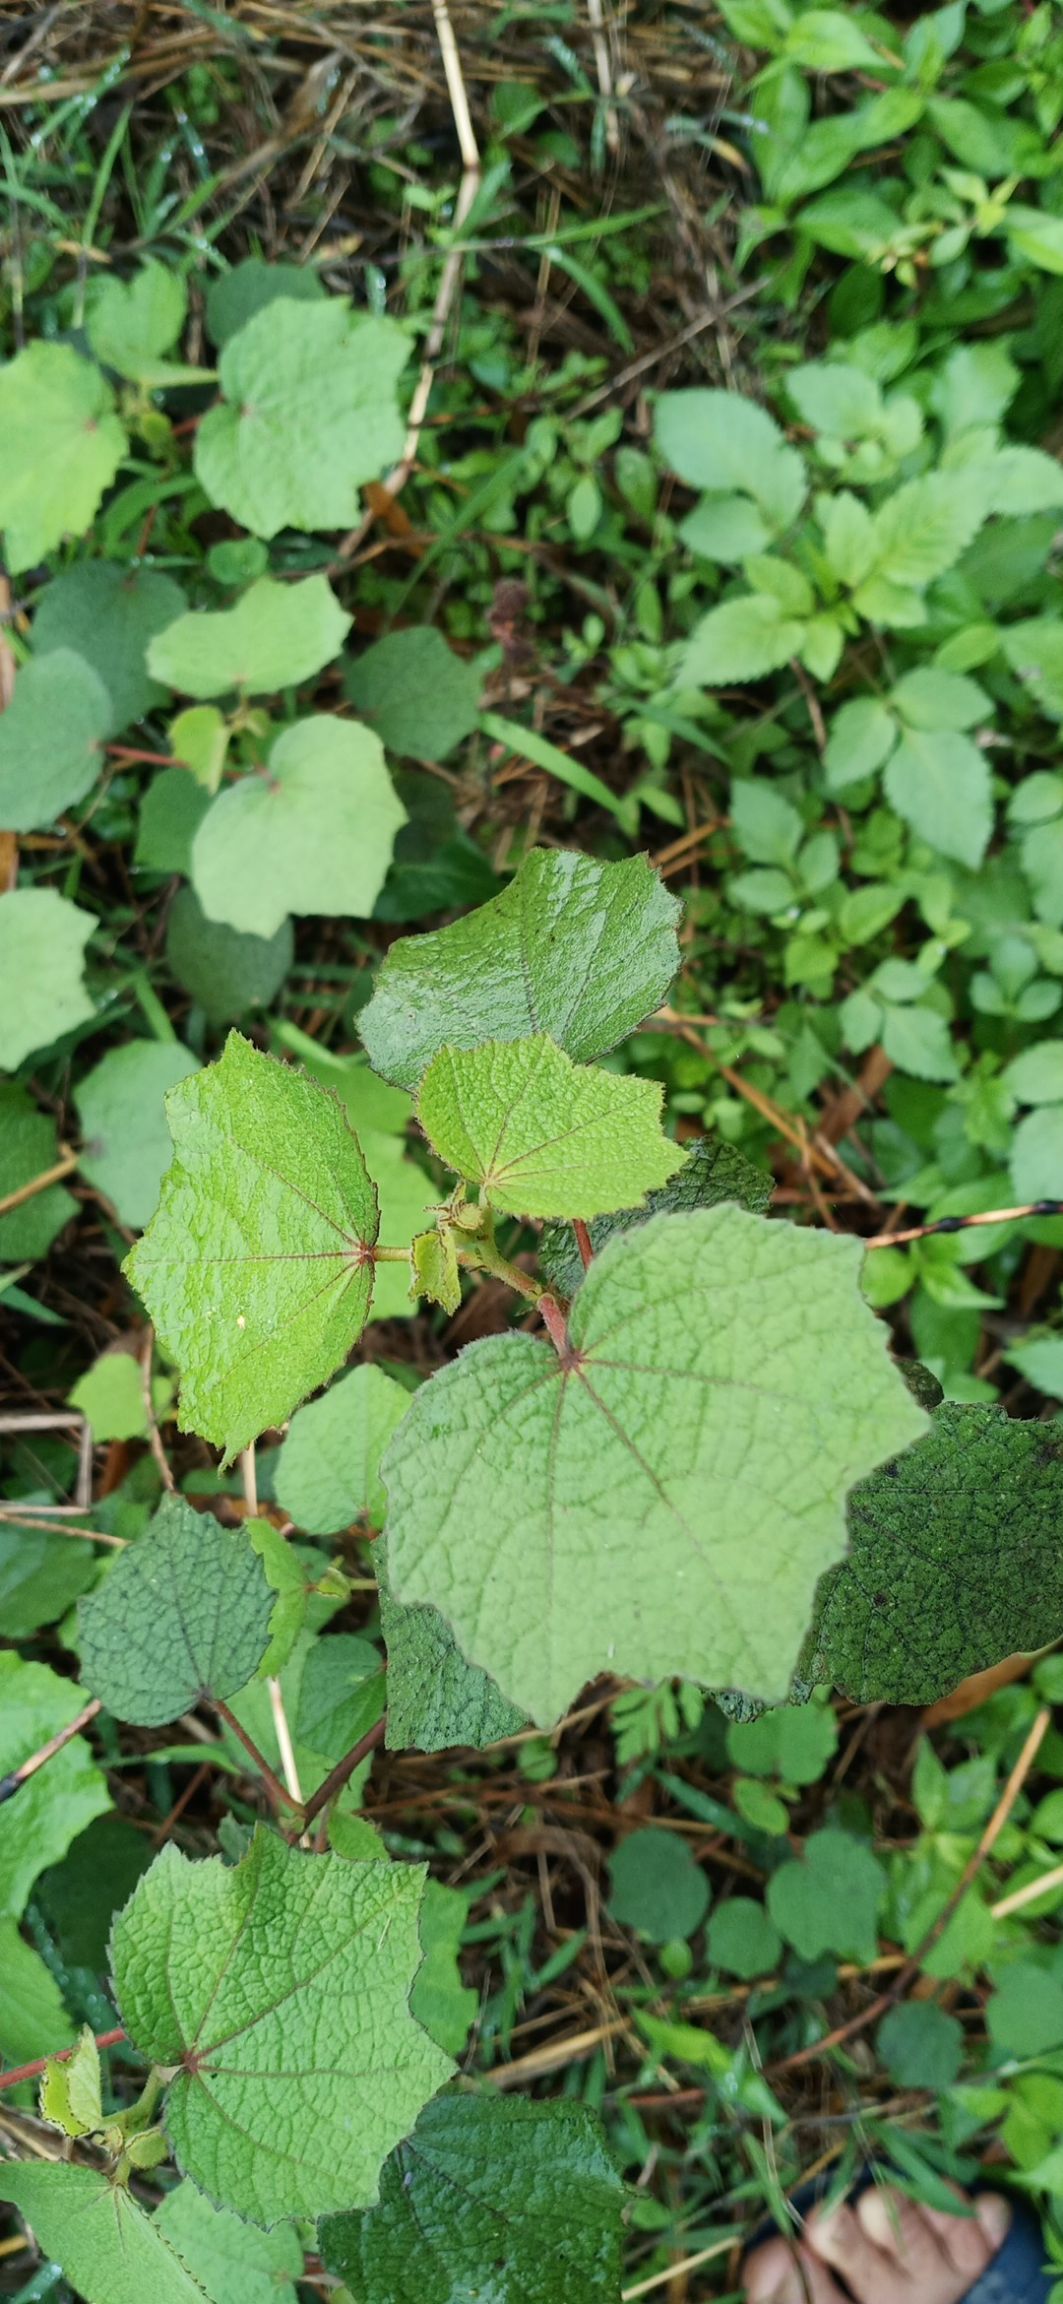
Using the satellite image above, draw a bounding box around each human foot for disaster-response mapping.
[744,2186,1012,2303]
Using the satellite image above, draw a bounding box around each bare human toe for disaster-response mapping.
[744,2232,849,2302]
[807,2185,1003,2304]
[917,2191,1011,2280]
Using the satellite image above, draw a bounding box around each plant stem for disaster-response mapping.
[458,1236,543,1303]
[0,2030,126,2093]
[0,1151,78,1220]
[573,1220,594,1271]
[0,1698,102,1808]
[373,1243,414,1262]
[212,1698,303,1815]
[298,1713,387,1833]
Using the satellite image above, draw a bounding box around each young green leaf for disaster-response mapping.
[654,389,806,526]
[864,473,987,589]
[883,728,992,868]
[0,2164,214,2304]
[412,1225,461,1313]
[345,628,481,759]
[275,1364,410,1535]
[418,1035,684,1219]
[824,698,896,792]
[383,1206,927,1725]
[767,1828,885,1963]
[538,1137,772,1298]
[0,342,126,572]
[110,1828,452,2223]
[77,1039,199,1228]
[154,2182,304,2304]
[607,1827,709,1943]
[801,1405,1063,1704]
[191,715,406,939]
[378,1544,526,1752]
[361,848,681,1092]
[707,1898,782,1980]
[194,300,408,537]
[0,649,110,830]
[69,1350,154,1443]
[0,888,95,1071]
[0,1653,110,1918]
[147,576,351,700]
[0,1081,76,1262]
[680,594,808,687]
[86,260,197,386]
[77,1495,275,1726]
[411,1881,477,2058]
[319,2095,625,2304]
[39,2025,103,2137]
[124,1034,380,1460]
[33,563,187,735]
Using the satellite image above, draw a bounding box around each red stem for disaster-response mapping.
[298,1715,387,1832]
[573,1221,594,1271]
[0,2029,126,2093]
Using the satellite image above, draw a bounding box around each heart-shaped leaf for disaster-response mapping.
[383,1207,927,1725]
[0,649,111,829]
[361,848,681,1092]
[77,1039,199,1229]
[33,563,187,735]
[0,890,95,1072]
[110,1829,453,2223]
[418,1035,684,1219]
[78,1495,275,1726]
[124,1033,379,1460]
[0,343,126,572]
[191,716,406,939]
[148,576,350,699]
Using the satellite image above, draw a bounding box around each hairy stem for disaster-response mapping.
[297,1713,387,1835]
[458,1236,543,1302]
[212,1699,303,1815]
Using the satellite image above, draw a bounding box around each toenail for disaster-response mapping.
[975,2194,1012,2250]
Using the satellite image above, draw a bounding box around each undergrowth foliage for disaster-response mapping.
[6,13,1063,2276]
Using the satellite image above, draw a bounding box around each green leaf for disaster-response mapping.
[767,1828,885,1963]
[378,1544,526,1752]
[77,1494,274,1726]
[69,1350,152,1442]
[0,1924,76,2064]
[360,849,681,1093]
[880,1002,959,1083]
[889,667,990,730]
[411,1225,461,1313]
[194,301,408,537]
[1002,619,1063,719]
[294,1634,385,1766]
[727,1700,837,1785]
[0,343,125,572]
[275,1364,410,1535]
[34,1812,151,1972]
[383,1206,927,1725]
[345,629,481,760]
[883,728,992,868]
[680,594,807,686]
[0,1653,110,1918]
[191,715,406,939]
[987,1963,1063,2057]
[86,259,192,385]
[0,2165,213,2304]
[33,563,187,736]
[245,1518,308,1679]
[411,1881,477,2058]
[654,390,805,525]
[136,769,211,875]
[0,1082,76,1261]
[39,2025,102,2136]
[0,1518,95,1637]
[0,889,95,1071]
[111,1827,452,2222]
[171,705,230,791]
[1004,1044,1063,1104]
[206,259,326,347]
[77,1039,199,1228]
[802,1405,1063,1704]
[0,650,109,829]
[877,2002,963,2089]
[320,2095,624,2304]
[148,577,351,700]
[788,360,882,436]
[154,2183,303,2304]
[1012,1107,1063,1203]
[538,1137,773,1298]
[784,8,882,69]
[165,888,293,1024]
[124,1034,379,1461]
[731,780,803,867]
[707,1897,782,1980]
[1006,205,1063,277]
[607,1827,709,1943]
[865,473,987,589]
[418,1036,683,1220]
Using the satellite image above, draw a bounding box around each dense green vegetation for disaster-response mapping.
[5,3,1063,2298]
